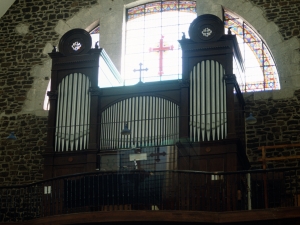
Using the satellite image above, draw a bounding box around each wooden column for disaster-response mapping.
[43,90,57,179]
[224,74,237,139]
[86,86,100,172]
[178,36,190,142]
[44,51,61,179]
[179,80,190,141]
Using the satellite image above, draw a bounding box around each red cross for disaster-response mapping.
[149,36,173,76]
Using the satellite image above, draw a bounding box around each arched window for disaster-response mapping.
[123,1,197,85]
[224,9,280,92]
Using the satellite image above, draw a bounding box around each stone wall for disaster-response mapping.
[0,114,47,185]
[0,0,98,114]
[250,0,300,40]
[0,0,98,185]
[0,0,299,185]
[246,89,300,168]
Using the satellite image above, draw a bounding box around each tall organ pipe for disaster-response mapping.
[100,96,179,150]
[190,60,227,142]
[55,73,91,152]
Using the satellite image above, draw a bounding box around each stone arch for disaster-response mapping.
[25,0,300,116]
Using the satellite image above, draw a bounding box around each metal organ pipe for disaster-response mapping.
[190,60,227,142]
[55,73,91,152]
[100,96,179,150]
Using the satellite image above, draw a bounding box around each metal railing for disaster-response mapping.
[1,167,299,222]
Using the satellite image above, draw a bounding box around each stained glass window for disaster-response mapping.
[124,1,196,85]
[224,9,280,92]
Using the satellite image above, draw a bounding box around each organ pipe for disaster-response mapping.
[55,73,91,152]
[190,60,227,142]
[100,96,179,150]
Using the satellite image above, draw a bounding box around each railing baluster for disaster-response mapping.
[64,178,70,213]
[51,181,56,215]
[296,168,299,206]
[1,168,300,222]
[56,179,59,215]
[97,173,99,211]
[82,175,85,212]
[101,173,104,209]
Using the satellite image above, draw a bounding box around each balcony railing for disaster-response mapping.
[1,167,300,222]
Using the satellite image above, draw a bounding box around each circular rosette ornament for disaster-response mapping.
[58,28,92,56]
[189,14,224,42]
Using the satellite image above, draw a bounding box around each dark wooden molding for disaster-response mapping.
[5,207,300,225]
[46,90,57,100]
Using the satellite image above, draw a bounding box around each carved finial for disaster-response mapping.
[182,32,186,40]
[228,27,232,35]
[95,41,99,49]
[52,46,57,53]
[47,90,58,100]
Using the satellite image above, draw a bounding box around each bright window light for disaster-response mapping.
[224,9,280,92]
[123,1,196,85]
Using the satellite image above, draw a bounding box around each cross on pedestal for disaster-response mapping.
[133,63,148,83]
[150,147,166,162]
[149,35,174,76]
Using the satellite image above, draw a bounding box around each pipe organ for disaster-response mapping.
[44,28,124,178]
[45,14,249,179]
[178,14,249,171]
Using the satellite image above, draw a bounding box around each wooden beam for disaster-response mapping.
[258,155,300,162]
[258,143,300,150]
[6,207,300,225]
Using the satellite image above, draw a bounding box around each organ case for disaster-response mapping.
[177,14,249,171]
[45,14,250,180]
[44,29,122,179]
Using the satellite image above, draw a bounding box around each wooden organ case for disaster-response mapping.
[177,14,249,172]
[44,14,249,180]
[44,29,123,179]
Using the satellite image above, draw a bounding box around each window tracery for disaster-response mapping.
[224,9,280,92]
